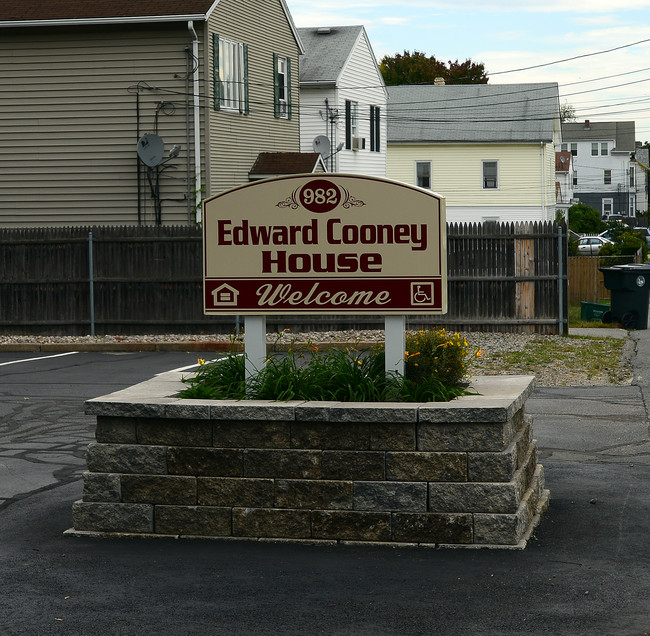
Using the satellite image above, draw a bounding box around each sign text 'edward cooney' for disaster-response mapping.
[202,176,446,315]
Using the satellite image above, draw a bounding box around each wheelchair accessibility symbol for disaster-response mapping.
[411,282,435,306]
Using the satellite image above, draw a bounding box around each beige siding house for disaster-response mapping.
[298,26,387,177]
[386,83,561,223]
[0,0,303,227]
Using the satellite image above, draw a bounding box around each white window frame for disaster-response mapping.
[602,198,614,216]
[415,161,432,189]
[604,169,612,185]
[218,36,246,112]
[629,194,636,216]
[482,160,498,189]
[571,143,577,156]
[275,55,289,119]
[601,142,608,156]
[630,168,636,187]
[591,143,599,156]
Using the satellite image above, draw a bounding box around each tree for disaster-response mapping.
[560,101,576,123]
[568,203,605,235]
[379,50,488,85]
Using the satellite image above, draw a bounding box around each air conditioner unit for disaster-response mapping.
[352,137,365,151]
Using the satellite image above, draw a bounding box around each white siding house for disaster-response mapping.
[298,26,387,176]
[559,121,639,219]
[386,83,561,223]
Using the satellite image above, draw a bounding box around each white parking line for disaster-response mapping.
[164,355,236,375]
[0,351,79,367]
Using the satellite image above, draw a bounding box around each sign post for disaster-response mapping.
[203,174,446,380]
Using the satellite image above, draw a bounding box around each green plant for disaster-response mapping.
[600,229,646,264]
[404,329,474,386]
[568,203,606,235]
[179,329,476,403]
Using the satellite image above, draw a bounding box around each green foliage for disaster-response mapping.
[179,330,477,403]
[404,329,473,386]
[599,228,647,263]
[568,203,605,234]
[379,50,488,86]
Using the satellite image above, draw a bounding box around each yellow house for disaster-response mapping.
[386,83,561,223]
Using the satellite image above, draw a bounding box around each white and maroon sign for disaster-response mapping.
[203,174,446,314]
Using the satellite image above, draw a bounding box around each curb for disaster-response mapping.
[0,341,380,354]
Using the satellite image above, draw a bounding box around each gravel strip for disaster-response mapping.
[0,329,632,387]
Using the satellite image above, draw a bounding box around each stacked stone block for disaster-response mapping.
[71,374,549,547]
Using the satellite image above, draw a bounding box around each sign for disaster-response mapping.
[203,174,446,315]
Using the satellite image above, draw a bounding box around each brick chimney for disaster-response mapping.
[584,119,590,129]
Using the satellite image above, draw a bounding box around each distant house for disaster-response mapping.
[633,147,649,214]
[386,83,562,223]
[559,120,637,219]
[0,0,303,227]
[298,25,387,177]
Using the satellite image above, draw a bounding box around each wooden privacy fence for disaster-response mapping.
[0,222,568,336]
[568,251,644,305]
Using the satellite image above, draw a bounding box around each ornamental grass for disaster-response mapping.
[179,328,479,403]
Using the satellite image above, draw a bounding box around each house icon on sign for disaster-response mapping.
[212,283,239,306]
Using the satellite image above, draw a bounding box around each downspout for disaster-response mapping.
[188,21,202,223]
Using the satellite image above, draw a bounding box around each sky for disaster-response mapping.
[286,0,650,142]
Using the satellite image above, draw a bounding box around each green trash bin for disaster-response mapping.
[581,301,610,322]
[599,264,650,329]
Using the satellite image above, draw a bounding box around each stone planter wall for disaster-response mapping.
[70,374,549,548]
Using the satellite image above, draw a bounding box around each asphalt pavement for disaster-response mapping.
[0,336,648,635]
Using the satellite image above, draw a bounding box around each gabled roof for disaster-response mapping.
[561,121,636,152]
[0,1,216,23]
[387,83,560,144]
[249,153,326,179]
[297,25,364,85]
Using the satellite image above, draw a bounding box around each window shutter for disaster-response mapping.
[212,33,221,110]
[345,100,352,149]
[286,57,292,120]
[242,43,250,114]
[273,53,279,118]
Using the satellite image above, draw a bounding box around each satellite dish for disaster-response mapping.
[137,134,165,167]
[312,135,331,157]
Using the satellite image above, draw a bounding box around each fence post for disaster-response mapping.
[558,225,564,335]
[88,231,95,336]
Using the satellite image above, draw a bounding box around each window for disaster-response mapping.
[630,168,636,187]
[345,100,359,149]
[370,106,381,152]
[482,161,498,189]
[213,34,249,113]
[604,169,612,185]
[591,143,599,156]
[571,143,577,156]
[602,198,613,216]
[273,54,291,119]
[573,171,578,186]
[416,161,431,189]
[630,194,636,216]
[601,142,608,156]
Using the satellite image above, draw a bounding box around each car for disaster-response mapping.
[577,235,612,255]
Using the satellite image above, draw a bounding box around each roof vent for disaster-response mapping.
[317,27,331,34]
